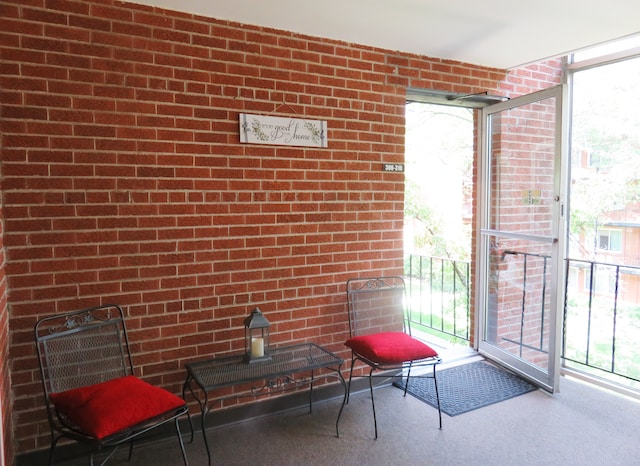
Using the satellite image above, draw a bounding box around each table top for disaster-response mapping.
[185,342,343,391]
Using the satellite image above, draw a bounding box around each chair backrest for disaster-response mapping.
[35,304,133,400]
[346,276,409,338]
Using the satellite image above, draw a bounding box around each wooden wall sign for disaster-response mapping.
[239,113,328,148]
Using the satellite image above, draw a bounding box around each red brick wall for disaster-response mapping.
[0,216,11,466]
[0,0,561,456]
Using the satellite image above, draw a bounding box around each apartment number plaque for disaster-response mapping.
[383,163,404,172]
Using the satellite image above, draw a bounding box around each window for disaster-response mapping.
[571,35,640,63]
[583,266,617,294]
[597,229,622,252]
[568,48,639,266]
[587,152,613,170]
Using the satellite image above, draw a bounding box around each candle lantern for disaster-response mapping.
[243,307,271,363]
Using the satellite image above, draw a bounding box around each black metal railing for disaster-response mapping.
[404,254,471,343]
[500,250,550,357]
[405,252,640,388]
[563,258,640,386]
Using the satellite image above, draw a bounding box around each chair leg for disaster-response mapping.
[346,356,356,404]
[368,368,378,439]
[403,362,413,397]
[175,417,189,465]
[96,446,120,466]
[48,434,62,466]
[127,440,134,460]
[432,364,442,429]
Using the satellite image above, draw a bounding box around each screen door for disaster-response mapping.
[477,86,568,392]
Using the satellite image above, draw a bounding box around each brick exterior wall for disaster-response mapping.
[0,0,562,458]
[0,214,10,466]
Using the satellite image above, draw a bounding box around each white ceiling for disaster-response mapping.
[131,0,640,69]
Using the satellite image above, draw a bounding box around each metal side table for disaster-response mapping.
[183,343,347,465]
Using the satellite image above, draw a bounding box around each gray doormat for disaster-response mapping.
[393,360,537,416]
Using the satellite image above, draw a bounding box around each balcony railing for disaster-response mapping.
[563,258,640,387]
[405,253,640,389]
[405,254,471,343]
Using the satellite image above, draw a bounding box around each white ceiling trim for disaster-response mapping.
[130,0,640,69]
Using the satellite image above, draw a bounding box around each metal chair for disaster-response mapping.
[345,276,442,438]
[34,304,189,466]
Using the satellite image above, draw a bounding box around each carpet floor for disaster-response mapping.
[55,370,640,466]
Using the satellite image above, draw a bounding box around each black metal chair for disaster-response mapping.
[345,276,442,438]
[34,304,189,466]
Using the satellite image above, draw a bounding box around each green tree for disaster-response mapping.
[404,102,473,262]
[570,57,640,249]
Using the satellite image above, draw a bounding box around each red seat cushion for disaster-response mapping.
[345,331,438,364]
[50,375,185,439]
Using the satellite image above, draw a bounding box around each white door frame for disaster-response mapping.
[475,85,569,392]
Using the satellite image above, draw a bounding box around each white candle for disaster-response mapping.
[251,337,264,358]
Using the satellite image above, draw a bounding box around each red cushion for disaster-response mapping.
[50,375,185,439]
[345,331,438,364]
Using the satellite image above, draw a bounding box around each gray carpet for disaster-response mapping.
[54,374,640,466]
[394,361,537,416]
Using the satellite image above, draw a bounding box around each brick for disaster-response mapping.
[0,0,564,459]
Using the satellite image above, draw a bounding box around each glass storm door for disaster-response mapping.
[477,86,567,392]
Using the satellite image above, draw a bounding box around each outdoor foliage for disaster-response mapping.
[403,103,474,345]
[564,292,640,388]
[405,255,471,344]
[569,57,640,243]
[404,103,473,262]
